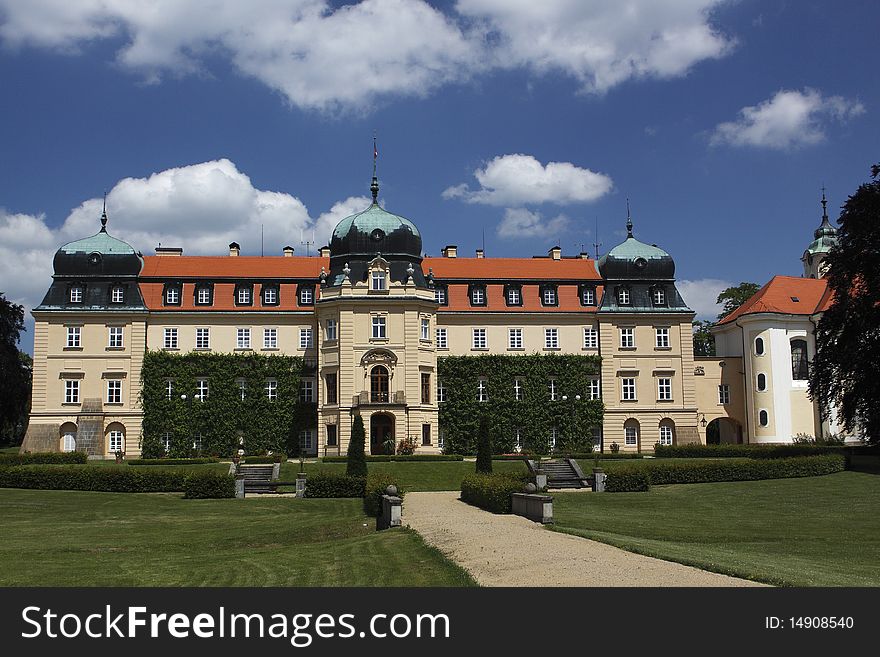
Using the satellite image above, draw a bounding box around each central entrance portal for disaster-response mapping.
[370,413,395,455]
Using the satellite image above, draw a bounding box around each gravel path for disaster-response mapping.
[405,491,765,587]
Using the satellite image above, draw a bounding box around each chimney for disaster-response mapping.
[319,246,330,258]
[155,247,183,257]
[229,242,240,257]
[579,251,590,260]
[475,248,485,258]
[549,246,562,260]
[282,246,294,257]
[441,245,458,258]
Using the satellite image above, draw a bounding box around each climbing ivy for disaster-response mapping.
[437,353,603,456]
[140,351,316,458]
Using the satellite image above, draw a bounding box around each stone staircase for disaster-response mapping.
[527,458,590,489]
[235,464,280,493]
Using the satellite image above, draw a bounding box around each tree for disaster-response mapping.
[475,413,492,474]
[692,320,716,357]
[716,282,760,321]
[346,415,368,477]
[810,163,880,443]
[0,293,30,445]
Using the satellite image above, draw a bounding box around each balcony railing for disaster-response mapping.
[353,391,406,405]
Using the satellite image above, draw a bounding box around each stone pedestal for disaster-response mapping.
[534,472,547,490]
[592,469,607,492]
[511,493,553,524]
[295,473,307,499]
[234,477,245,499]
[377,494,402,530]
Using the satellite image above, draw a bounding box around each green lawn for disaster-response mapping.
[551,471,880,586]
[0,489,475,586]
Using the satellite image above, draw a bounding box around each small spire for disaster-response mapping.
[625,198,633,238]
[821,185,829,223]
[100,190,108,232]
[370,132,379,203]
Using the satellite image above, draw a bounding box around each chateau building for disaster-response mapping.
[22,175,850,458]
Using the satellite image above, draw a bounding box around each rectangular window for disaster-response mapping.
[622,377,637,401]
[625,426,638,446]
[300,379,314,403]
[300,327,314,349]
[265,379,277,401]
[653,288,666,305]
[582,287,595,306]
[197,287,211,305]
[371,316,386,340]
[437,380,446,403]
[161,432,171,454]
[655,327,670,348]
[326,424,338,447]
[196,327,210,350]
[164,327,178,349]
[588,378,601,400]
[548,378,558,401]
[583,326,598,349]
[263,328,277,349]
[237,378,246,401]
[299,429,314,450]
[514,378,523,401]
[108,431,123,453]
[196,378,209,401]
[434,288,446,304]
[64,380,80,404]
[718,384,730,405]
[165,379,174,400]
[108,326,123,348]
[111,287,124,304]
[514,428,522,453]
[421,372,431,404]
[508,328,523,350]
[543,288,557,305]
[69,286,83,303]
[436,327,447,349]
[66,326,81,348]
[263,286,277,305]
[237,287,251,305]
[477,378,488,402]
[507,287,521,305]
[620,327,635,348]
[326,373,338,405]
[438,430,445,450]
[618,288,630,305]
[165,287,180,305]
[657,377,672,401]
[472,328,487,349]
[549,426,558,450]
[471,286,485,305]
[326,319,337,341]
[237,328,251,349]
[106,379,122,404]
[371,271,386,290]
[545,328,559,349]
[299,287,314,305]
[422,423,431,446]
[421,317,430,341]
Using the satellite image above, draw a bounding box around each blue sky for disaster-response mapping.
[1,0,877,352]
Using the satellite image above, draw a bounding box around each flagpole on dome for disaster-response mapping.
[371,130,379,204]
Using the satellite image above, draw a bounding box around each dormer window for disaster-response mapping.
[235,284,252,306]
[163,284,182,306]
[262,284,279,306]
[434,286,447,305]
[506,285,522,306]
[69,286,83,303]
[110,286,124,304]
[618,287,631,305]
[299,285,314,305]
[541,286,558,306]
[580,286,596,306]
[652,288,666,306]
[371,271,387,291]
[469,284,486,306]
[194,284,213,306]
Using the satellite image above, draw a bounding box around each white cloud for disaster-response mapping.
[677,278,732,319]
[0,159,370,323]
[0,0,734,111]
[443,154,613,206]
[710,88,865,149]
[496,207,570,239]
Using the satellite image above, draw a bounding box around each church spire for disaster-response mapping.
[100,190,108,232]
[814,186,837,239]
[370,132,379,204]
[625,198,633,238]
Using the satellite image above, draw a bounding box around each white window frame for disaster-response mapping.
[759,409,769,427]
[166,287,180,305]
[437,380,446,403]
[300,327,314,349]
[583,326,598,349]
[371,316,386,340]
[197,287,211,305]
[620,327,635,348]
[508,288,521,305]
[549,426,559,450]
[69,286,83,303]
[757,372,767,392]
[371,270,387,291]
[718,384,730,405]
[659,424,674,446]
[477,378,488,402]
[161,432,171,454]
[263,328,278,349]
[625,425,638,446]
[265,379,277,401]
[326,319,337,341]
[66,326,81,348]
[514,428,522,453]
[263,286,277,305]
[237,328,251,350]
[588,378,601,400]
[514,378,523,401]
[655,327,670,348]
[543,288,557,305]
[618,288,630,305]
[163,327,178,349]
[472,328,487,349]
[471,287,485,305]
[165,379,174,400]
[62,432,76,452]
[436,327,448,349]
[300,379,314,403]
[582,287,595,306]
[196,378,209,401]
[548,378,559,401]
[196,327,210,350]
[434,288,446,304]
[108,430,123,453]
[755,337,765,355]
[545,328,559,349]
[420,317,430,341]
[657,377,672,401]
[237,287,251,305]
[508,328,523,350]
[64,379,80,404]
[111,286,124,303]
[299,429,314,450]
[106,379,122,404]
[653,288,666,305]
[299,287,314,304]
[237,378,246,401]
[622,377,637,401]
[108,326,123,348]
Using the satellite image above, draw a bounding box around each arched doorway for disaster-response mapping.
[706,417,743,445]
[370,413,394,455]
[59,422,77,452]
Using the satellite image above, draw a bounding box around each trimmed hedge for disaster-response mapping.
[460,472,528,514]
[605,454,846,492]
[563,453,644,460]
[0,452,88,466]
[128,458,220,466]
[243,455,287,464]
[322,454,464,463]
[653,443,845,459]
[303,473,366,498]
[364,473,406,517]
[182,471,236,499]
[0,465,187,492]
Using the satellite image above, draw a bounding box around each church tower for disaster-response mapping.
[802,189,838,279]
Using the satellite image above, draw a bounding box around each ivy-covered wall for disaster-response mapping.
[437,354,603,455]
[140,351,316,458]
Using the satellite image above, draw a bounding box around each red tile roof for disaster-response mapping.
[423,257,600,280]
[441,283,599,313]
[717,276,830,324]
[140,282,315,311]
[140,255,329,279]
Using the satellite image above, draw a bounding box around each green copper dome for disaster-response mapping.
[59,230,136,255]
[330,191,422,259]
[805,191,839,255]
[598,214,675,280]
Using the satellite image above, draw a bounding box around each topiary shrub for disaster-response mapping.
[346,415,368,478]
[304,473,366,498]
[0,452,88,465]
[475,414,493,474]
[183,471,235,498]
[363,473,405,517]
[460,472,527,513]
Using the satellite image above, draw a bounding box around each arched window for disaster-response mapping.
[659,420,675,446]
[371,366,389,403]
[757,373,767,391]
[624,419,640,447]
[105,423,125,454]
[759,409,769,427]
[60,422,77,452]
[791,339,809,380]
[755,336,765,355]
